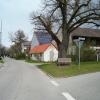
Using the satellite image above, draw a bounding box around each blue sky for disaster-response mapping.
[0,0,42,47]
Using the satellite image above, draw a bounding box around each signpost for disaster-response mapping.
[74,37,85,69]
[96,50,100,63]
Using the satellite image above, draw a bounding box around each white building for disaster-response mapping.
[30,43,58,62]
[30,28,100,62]
[21,41,31,56]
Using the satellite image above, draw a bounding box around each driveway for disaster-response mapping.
[0,57,100,100]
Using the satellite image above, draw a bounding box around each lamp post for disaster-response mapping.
[74,37,85,69]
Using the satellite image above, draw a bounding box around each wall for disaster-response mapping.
[21,44,27,53]
[31,54,37,61]
[43,45,58,62]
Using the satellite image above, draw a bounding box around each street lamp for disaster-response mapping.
[74,37,85,69]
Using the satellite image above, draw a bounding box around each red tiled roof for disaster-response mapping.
[30,44,50,54]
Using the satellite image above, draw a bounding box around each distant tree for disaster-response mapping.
[0,45,6,57]
[31,0,100,58]
[8,44,15,58]
[10,30,27,53]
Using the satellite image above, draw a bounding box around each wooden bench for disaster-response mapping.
[57,58,72,66]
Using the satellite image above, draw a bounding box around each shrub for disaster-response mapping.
[0,57,2,60]
[15,53,26,60]
[71,47,96,62]
[81,48,96,62]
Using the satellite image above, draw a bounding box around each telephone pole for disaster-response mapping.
[0,20,2,57]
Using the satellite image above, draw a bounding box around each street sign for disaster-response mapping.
[74,39,79,47]
[74,38,85,48]
[74,37,85,69]
[79,37,85,41]
[79,41,84,48]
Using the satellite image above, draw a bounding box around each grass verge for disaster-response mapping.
[25,59,47,64]
[38,62,100,78]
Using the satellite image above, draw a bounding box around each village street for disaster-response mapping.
[0,58,100,100]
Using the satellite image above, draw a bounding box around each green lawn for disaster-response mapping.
[25,59,49,64]
[38,62,100,78]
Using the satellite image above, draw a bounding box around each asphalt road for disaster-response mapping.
[0,58,100,100]
[56,72,100,100]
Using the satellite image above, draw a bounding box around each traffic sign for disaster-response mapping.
[73,37,85,69]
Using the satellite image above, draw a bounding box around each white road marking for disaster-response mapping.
[62,92,76,100]
[50,80,59,87]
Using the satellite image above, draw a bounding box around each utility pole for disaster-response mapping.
[0,20,2,57]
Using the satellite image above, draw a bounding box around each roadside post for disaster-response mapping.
[96,50,100,63]
[74,37,85,69]
[97,54,99,62]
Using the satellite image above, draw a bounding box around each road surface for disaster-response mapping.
[0,58,100,100]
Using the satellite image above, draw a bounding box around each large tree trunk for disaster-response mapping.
[58,33,70,58]
[58,3,70,58]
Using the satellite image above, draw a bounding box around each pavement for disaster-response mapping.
[56,72,100,100]
[0,57,100,100]
[0,62,3,69]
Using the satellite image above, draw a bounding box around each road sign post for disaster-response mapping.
[74,37,85,69]
[96,50,100,63]
[79,41,80,68]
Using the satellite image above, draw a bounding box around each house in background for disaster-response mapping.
[30,43,58,62]
[31,31,52,48]
[30,28,100,62]
[72,28,100,51]
[30,31,58,62]
[22,41,31,56]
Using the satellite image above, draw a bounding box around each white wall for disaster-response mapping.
[21,44,27,53]
[43,45,58,62]
[31,54,37,61]
[21,44,24,53]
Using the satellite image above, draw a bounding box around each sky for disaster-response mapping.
[0,0,42,47]
[0,0,98,47]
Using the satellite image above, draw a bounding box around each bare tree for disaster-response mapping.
[0,45,6,57]
[31,0,100,58]
[10,30,27,53]
[8,44,18,58]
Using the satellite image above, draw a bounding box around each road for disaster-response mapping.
[0,58,100,100]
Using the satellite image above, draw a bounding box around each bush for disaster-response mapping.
[15,53,26,60]
[72,48,96,62]
[81,48,96,62]
[0,57,2,60]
